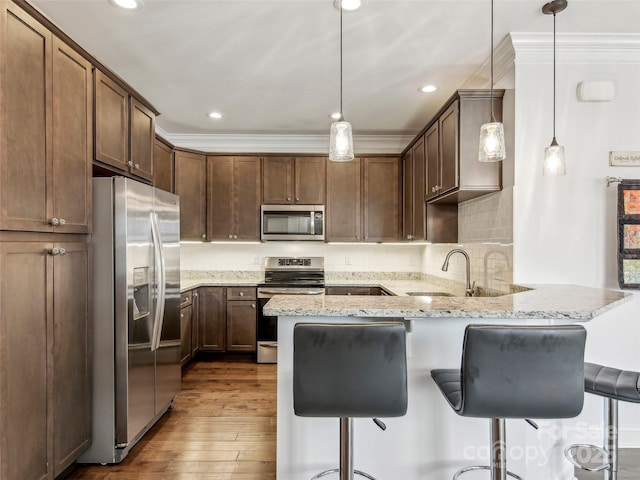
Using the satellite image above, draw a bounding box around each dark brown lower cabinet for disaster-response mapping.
[180,304,192,364]
[226,300,257,352]
[0,238,90,480]
[198,286,226,351]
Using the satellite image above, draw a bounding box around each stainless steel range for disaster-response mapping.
[256,257,325,363]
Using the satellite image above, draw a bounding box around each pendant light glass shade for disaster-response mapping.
[478,0,506,163]
[542,0,567,176]
[478,121,506,162]
[543,138,566,176]
[329,121,354,162]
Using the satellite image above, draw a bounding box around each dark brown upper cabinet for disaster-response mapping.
[94,69,155,182]
[424,89,503,204]
[326,157,400,242]
[262,157,326,205]
[402,137,426,241]
[175,150,207,241]
[0,4,92,234]
[207,156,261,241]
[153,136,174,193]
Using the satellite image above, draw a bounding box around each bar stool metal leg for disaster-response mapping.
[453,419,523,480]
[310,418,376,480]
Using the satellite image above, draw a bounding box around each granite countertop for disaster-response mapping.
[262,285,631,320]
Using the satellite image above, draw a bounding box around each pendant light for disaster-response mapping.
[329,2,354,162]
[542,0,568,176]
[478,0,506,162]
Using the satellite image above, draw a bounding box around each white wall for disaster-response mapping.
[511,33,640,446]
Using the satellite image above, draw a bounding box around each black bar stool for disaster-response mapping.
[431,324,587,480]
[293,322,408,480]
[564,363,640,480]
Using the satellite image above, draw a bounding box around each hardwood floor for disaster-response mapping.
[65,354,277,480]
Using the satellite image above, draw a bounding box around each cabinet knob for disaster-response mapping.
[128,161,133,167]
[201,234,206,239]
[135,163,140,169]
[50,217,60,226]
[296,197,300,202]
[49,247,60,256]
[355,235,359,240]
[59,248,66,256]
[347,292,352,295]
[193,292,198,298]
[233,235,238,239]
[181,313,184,318]
[287,197,291,201]
[251,304,256,309]
[59,218,66,226]
[239,291,244,296]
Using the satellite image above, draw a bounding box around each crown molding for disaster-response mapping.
[462,35,515,89]
[510,33,640,64]
[155,132,415,155]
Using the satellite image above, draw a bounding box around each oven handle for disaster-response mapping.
[258,289,325,297]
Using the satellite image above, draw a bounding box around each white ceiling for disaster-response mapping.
[30,0,640,137]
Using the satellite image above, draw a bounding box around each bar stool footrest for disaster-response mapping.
[311,468,376,480]
[563,443,609,472]
[453,465,523,480]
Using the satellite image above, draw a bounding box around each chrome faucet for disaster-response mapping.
[441,249,475,297]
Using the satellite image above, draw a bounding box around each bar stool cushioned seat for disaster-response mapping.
[565,362,640,480]
[431,324,587,480]
[294,322,408,480]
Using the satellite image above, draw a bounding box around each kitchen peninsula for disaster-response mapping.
[265,285,631,480]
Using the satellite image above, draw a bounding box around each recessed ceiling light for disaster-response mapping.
[109,0,143,10]
[333,0,362,12]
[207,112,223,119]
[419,85,437,93]
[330,112,343,120]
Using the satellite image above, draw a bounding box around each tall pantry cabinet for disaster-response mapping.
[0,3,91,479]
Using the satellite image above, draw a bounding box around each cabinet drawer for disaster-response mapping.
[226,287,256,300]
[180,290,193,307]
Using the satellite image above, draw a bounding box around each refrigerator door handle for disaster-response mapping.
[150,212,166,352]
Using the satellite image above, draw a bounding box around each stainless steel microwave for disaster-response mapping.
[260,205,325,241]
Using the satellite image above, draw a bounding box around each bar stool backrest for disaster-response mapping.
[293,322,408,418]
[460,324,587,419]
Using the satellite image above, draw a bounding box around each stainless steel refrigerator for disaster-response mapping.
[79,177,181,464]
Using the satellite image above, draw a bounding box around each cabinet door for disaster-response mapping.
[326,159,361,242]
[0,5,52,232]
[363,157,400,242]
[262,157,293,204]
[175,151,207,241]
[153,137,174,193]
[191,291,200,357]
[52,242,90,476]
[295,157,326,205]
[439,101,459,195]
[130,98,155,181]
[411,137,426,240]
[226,300,257,352]
[425,122,439,201]
[0,242,52,480]
[207,156,233,240]
[198,287,226,351]
[94,70,129,171]
[402,150,413,240]
[180,305,192,365]
[234,157,261,241]
[52,37,92,234]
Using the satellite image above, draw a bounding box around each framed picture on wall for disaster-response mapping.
[617,182,640,289]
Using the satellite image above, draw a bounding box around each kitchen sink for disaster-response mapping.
[406,291,455,297]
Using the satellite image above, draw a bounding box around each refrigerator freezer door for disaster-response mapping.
[114,178,157,446]
[154,187,181,414]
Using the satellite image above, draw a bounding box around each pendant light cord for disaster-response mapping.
[552,11,557,139]
[340,5,344,119]
[490,0,495,122]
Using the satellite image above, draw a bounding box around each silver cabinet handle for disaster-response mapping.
[135,163,140,169]
[296,197,300,202]
[251,304,256,309]
[233,235,238,239]
[49,247,60,256]
[193,292,198,298]
[201,234,206,239]
[128,161,133,167]
[287,197,291,201]
[228,234,233,239]
[59,218,66,226]
[59,248,66,256]
[239,292,244,296]
[50,217,60,226]
[181,313,184,318]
